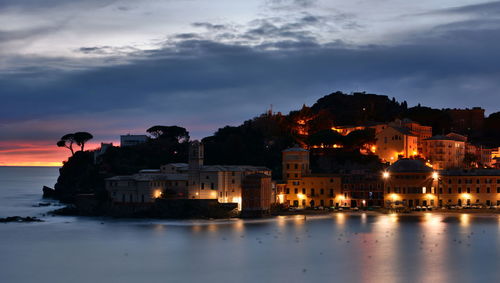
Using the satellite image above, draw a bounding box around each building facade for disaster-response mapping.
[241,173,272,216]
[278,147,343,208]
[423,135,465,170]
[382,159,438,208]
[375,126,419,163]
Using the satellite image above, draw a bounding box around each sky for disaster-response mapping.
[1,0,500,166]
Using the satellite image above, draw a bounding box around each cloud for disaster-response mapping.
[1,0,500,164]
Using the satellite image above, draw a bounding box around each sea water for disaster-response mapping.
[0,167,498,283]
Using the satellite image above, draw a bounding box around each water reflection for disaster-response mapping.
[1,213,498,283]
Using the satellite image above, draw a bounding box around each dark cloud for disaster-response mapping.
[1,1,500,145]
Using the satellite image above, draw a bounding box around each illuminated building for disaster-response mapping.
[375,126,419,163]
[438,169,500,207]
[342,172,384,207]
[106,141,271,210]
[105,172,188,204]
[391,118,432,154]
[279,147,342,208]
[382,159,437,208]
[423,135,465,169]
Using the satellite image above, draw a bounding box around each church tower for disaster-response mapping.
[189,140,204,169]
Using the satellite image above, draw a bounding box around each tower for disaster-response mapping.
[188,141,204,199]
[282,147,310,181]
[189,140,204,169]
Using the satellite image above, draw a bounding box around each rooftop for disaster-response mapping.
[387,159,433,173]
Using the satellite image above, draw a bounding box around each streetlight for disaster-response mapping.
[383,171,390,179]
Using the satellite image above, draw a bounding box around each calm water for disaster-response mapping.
[0,167,499,283]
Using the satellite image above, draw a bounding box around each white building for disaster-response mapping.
[120,134,148,147]
[105,141,271,210]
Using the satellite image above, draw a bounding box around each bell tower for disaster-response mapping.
[189,140,204,169]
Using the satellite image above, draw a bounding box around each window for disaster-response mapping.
[211,183,215,190]
[448,188,452,194]
[201,183,205,190]
[320,189,324,195]
[486,187,490,193]
[466,188,470,193]
[286,164,290,169]
[302,188,306,194]
[294,188,298,194]
[286,188,290,194]
[294,164,298,169]
[231,179,235,184]
[476,187,480,193]
[387,187,391,193]
[458,187,462,193]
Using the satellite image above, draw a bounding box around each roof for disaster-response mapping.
[389,126,417,136]
[425,135,463,141]
[387,159,433,173]
[106,173,188,182]
[441,169,500,176]
[283,147,309,152]
[200,165,271,172]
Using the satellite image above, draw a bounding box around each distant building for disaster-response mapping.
[446,107,485,134]
[423,135,465,170]
[93,142,113,163]
[375,126,419,163]
[120,134,148,147]
[241,173,272,217]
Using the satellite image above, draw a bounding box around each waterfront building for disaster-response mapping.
[241,173,272,217]
[382,159,438,208]
[375,126,419,163]
[423,135,465,169]
[278,147,343,208]
[106,141,271,210]
[342,171,384,207]
[120,134,148,147]
[438,169,500,207]
[106,173,188,204]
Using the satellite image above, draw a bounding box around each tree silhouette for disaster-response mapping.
[74,132,93,151]
[57,133,76,155]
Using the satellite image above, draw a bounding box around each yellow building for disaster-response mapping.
[278,147,342,208]
[376,126,419,163]
[382,159,438,208]
[423,135,465,170]
[438,169,500,207]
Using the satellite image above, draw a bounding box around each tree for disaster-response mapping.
[147,125,189,143]
[307,129,344,147]
[74,132,93,151]
[57,133,76,155]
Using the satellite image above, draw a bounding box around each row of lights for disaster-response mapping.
[382,171,439,180]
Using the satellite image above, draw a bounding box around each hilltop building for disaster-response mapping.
[375,126,419,163]
[423,135,465,170]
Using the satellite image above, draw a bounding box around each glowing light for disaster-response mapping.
[297,193,305,199]
[432,172,439,180]
[362,200,366,206]
[382,171,390,179]
[412,150,418,156]
[371,145,376,152]
[153,190,162,198]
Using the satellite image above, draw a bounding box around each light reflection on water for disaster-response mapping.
[0,167,499,283]
[0,212,499,283]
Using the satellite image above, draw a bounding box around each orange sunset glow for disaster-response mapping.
[0,141,115,167]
